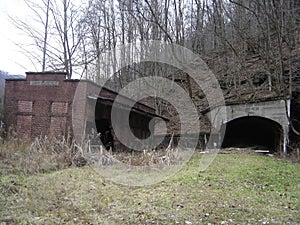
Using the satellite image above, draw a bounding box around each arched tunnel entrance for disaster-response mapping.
[221,116,283,153]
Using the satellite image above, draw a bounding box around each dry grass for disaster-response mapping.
[0,153,299,224]
[0,136,76,175]
[0,136,180,176]
[108,148,181,167]
[0,136,299,224]
[75,133,181,168]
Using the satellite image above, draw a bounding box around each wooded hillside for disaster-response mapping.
[13,0,299,92]
[13,0,299,136]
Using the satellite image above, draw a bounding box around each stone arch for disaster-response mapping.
[221,116,283,153]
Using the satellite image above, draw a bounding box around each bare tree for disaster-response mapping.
[10,0,52,71]
[50,0,83,78]
[10,0,83,78]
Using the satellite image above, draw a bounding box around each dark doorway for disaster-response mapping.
[95,119,113,150]
[221,116,283,153]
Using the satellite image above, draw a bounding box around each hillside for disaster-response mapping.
[146,31,300,135]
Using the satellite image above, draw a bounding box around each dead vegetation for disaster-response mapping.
[0,136,76,175]
[112,134,178,166]
[75,134,182,168]
[0,133,183,176]
[1,133,298,178]
[0,134,299,224]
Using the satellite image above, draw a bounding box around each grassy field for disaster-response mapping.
[0,151,299,224]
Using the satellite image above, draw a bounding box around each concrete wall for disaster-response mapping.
[205,99,290,153]
[290,91,300,147]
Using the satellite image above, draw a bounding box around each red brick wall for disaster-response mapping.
[4,72,158,149]
[16,115,32,139]
[18,100,33,113]
[4,72,78,139]
[51,102,68,114]
[50,116,67,136]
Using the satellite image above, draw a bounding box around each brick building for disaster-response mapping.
[4,72,164,150]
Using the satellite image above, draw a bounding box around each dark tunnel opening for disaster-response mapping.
[221,116,283,153]
[95,119,114,150]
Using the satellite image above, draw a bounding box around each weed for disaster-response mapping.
[0,136,77,175]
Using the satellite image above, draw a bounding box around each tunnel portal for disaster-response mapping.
[221,116,283,153]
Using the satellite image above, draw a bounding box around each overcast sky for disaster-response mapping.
[0,0,34,75]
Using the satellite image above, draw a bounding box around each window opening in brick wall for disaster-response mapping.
[50,116,67,136]
[18,101,32,113]
[51,102,68,114]
[17,115,32,138]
